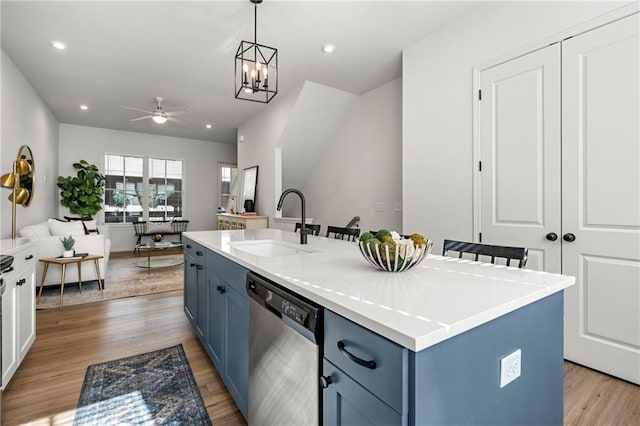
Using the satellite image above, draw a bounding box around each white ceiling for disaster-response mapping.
[1,1,479,144]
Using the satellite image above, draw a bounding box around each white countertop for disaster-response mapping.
[184,229,574,352]
[1,238,34,255]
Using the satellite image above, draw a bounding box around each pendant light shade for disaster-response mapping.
[235,0,278,103]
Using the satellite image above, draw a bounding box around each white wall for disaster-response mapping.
[236,82,303,221]
[238,79,402,234]
[1,49,59,239]
[402,1,628,252]
[300,79,402,233]
[59,124,236,251]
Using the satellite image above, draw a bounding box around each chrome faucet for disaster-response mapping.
[277,189,307,244]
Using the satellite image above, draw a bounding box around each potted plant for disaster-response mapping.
[60,235,75,258]
[57,160,106,217]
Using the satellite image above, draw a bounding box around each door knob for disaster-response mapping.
[546,232,558,241]
[320,375,333,389]
[563,233,576,242]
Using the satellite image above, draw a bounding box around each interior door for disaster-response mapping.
[479,43,562,272]
[562,13,640,384]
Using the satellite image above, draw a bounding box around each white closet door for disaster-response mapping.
[562,13,640,384]
[479,44,562,272]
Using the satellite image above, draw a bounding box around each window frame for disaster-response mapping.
[102,153,186,227]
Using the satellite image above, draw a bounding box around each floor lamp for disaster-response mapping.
[1,146,34,239]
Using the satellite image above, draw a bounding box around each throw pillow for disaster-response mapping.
[48,218,85,236]
[146,221,173,233]
[82,220,100,235]
[19,222,51,238]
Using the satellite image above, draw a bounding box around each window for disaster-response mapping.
[104,155,144,223]
[104,154,183,223]
[149,158,183,220]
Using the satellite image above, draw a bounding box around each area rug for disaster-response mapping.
[36,255,183,310]
[73,344,211,426]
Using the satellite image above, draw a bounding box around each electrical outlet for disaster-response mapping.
[499,349,521,388]
[394,202,402,212]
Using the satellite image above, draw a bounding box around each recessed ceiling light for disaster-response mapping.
[80,105,88,110]
[51,40,66,50]
[205,124,213,129]
[322,44,336,54]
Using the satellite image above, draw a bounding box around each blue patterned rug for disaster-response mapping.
[73,344,211,425]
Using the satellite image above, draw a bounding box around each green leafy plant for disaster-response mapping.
[57,160,106,216]
[60,235,75,251]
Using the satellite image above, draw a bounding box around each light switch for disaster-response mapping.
[394,202,402,212]
[375,202,385,212]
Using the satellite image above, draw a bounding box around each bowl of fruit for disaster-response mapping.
[358,229,432,272]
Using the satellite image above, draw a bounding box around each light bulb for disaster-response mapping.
[152,115,167,124]
[243,63,248,72]
[51,40,66,50]
[256,61,261,70]
[263,67,268,76]
[250,70,256,78]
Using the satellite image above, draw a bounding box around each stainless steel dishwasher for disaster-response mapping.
[247,272,322,425]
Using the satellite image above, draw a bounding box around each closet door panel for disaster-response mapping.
[562,13,640,384]
[479,43,562,272]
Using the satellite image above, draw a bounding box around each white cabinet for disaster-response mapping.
[478,13,639,384]
[1,239,36,390]
[217,213,268,230]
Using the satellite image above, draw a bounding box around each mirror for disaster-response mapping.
[242,165,258,213]
[18,145,35,206]
[0,145,35,207]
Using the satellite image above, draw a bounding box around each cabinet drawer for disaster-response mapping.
[206,250,247,295]
[183,239,205,261]
[10,246,36,275]
[324,310,407,414]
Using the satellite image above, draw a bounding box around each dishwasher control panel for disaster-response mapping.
[247,272,321,334]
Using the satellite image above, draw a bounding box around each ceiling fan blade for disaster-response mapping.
[130,116,152,122]
[165,110,190,117]
[121,105,154,114]
[168,117,190,126]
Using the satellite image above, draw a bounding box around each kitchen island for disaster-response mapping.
[183,229,574,425]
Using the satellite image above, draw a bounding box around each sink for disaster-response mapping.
[229,240,320,257]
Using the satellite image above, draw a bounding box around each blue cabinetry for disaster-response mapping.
[323,293,564,425]
[184,241,206,339]
[323,310,408,425]
[183,237,249,420]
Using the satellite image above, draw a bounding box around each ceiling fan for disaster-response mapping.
[122,97,190,125]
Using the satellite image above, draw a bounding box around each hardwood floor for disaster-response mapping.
[2,291,245,426]
[2,290,638,425]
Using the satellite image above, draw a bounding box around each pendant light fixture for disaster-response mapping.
[235,0,278,103]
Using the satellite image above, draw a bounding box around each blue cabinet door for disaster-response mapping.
[224,286,249,419]
[194,262,207,341]
[323,359,405,426]
[206,272,225,369]
[183,252,197,324]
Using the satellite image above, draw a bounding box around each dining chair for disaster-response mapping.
[326,226,360,242]
[442,239,528,268]
[294,223,321,236]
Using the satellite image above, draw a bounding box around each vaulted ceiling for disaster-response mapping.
[1,1,479,144]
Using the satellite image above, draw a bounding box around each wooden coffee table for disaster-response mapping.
[37,254,104,309]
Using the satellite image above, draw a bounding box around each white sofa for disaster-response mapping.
[19,219,111,287]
